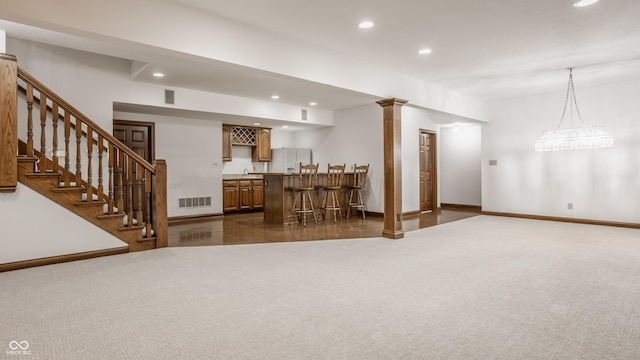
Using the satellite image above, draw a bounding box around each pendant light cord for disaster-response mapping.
[557,68,586,128]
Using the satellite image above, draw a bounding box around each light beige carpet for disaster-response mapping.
[2,215,640,359]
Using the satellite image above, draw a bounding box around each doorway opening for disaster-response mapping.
[419,129,437,213]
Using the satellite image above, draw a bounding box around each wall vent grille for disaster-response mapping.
[178,196,212,208]
[165,89,175,104]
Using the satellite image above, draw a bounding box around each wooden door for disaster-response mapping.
[420,130,437,212]
[113,120,155,220]
[113,121,154,162]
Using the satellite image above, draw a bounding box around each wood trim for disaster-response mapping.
[153,159,168,247]
[0,246,129,272]
[16,67,155,173]
[168,213,224,225]
[377,98,408,239]
[364,211,384,218]
[442,203,482,212]
[481,211,640,229]
[17,84,99,148]
[113,119,156,162]
[0,54,18,193]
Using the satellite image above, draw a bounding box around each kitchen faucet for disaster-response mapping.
[243,168,249,175]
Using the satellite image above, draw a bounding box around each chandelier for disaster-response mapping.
[534,68,614,152]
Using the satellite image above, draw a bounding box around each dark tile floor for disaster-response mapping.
[168,207,480,247]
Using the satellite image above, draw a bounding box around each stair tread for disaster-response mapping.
[17,156,38,162]
[118,225,145,232]
[76,201,107,207]
[51,187,84,193]
[25,172,62,178]
[98,213,126,220]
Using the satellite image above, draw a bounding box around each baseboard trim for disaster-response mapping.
[441,203,482,212]
[0,246,130,273]
[401,210,423,217]
[481,211,640,229]
[364,211,383,218]
[168,213,224,225]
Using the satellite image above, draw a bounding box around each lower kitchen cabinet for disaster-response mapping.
[223,179,264,212]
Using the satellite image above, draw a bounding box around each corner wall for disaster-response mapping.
[440,125,482,206]
[0,185,126,264]
[482,78,640,223]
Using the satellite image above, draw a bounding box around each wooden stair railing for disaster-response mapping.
[15,67,167,249]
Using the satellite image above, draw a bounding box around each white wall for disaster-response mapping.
[270,129,296,149]
[440,125,482,206]
[222,146,269,174]
[293,104,445,214]
[0,185,126,263]
[0,29,6,53]
[8,38,334,132]
[401,106,440,212]
[114,112,224,217]
[294,104,384,212]
[483,78,640,223]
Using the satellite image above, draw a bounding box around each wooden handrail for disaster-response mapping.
[10,62,167,249]
[17,67,155,174]
[17,83,99,147]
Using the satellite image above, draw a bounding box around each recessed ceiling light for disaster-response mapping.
[152,72,164,78]
[358,21,374,29]
[573,0,598,7]
[271,95,280,99]
[253,122,261,126]
[418,48,432,55]
[309,102,317,106]
[282,125,289,129]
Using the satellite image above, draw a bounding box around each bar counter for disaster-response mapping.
[261,172,355,224]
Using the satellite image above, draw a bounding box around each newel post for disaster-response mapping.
[0,54,18,193]
[377,97,408,239]
[153,159,168,248]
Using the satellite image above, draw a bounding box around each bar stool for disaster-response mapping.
[346,164,369,219]
[291,162,319,226]
[320,163,346,222]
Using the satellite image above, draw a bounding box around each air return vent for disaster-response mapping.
[301,109,308,121]
[178,196,211,208]
[165,89,175,104]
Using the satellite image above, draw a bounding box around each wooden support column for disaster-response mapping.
[153,159,168,248]
[0,54,17,193]
[377,97,408,239]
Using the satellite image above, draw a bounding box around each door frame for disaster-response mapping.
[113,119,156,163]
[419,129,438,213]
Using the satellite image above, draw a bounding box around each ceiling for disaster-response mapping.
[172,0,640,100]
[2,0,640,123]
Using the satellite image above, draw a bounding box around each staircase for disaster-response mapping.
[0,54,168,271]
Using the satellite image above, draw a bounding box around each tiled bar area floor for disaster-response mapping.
[168,207,481,247]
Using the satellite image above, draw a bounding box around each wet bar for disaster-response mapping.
[262,172,355,224]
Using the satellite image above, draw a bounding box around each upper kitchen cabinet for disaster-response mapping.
[222,125,232,161]
[222,125,271,162]
[253,128,271,162]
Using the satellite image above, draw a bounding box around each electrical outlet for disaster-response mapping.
[568,203,573,210]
